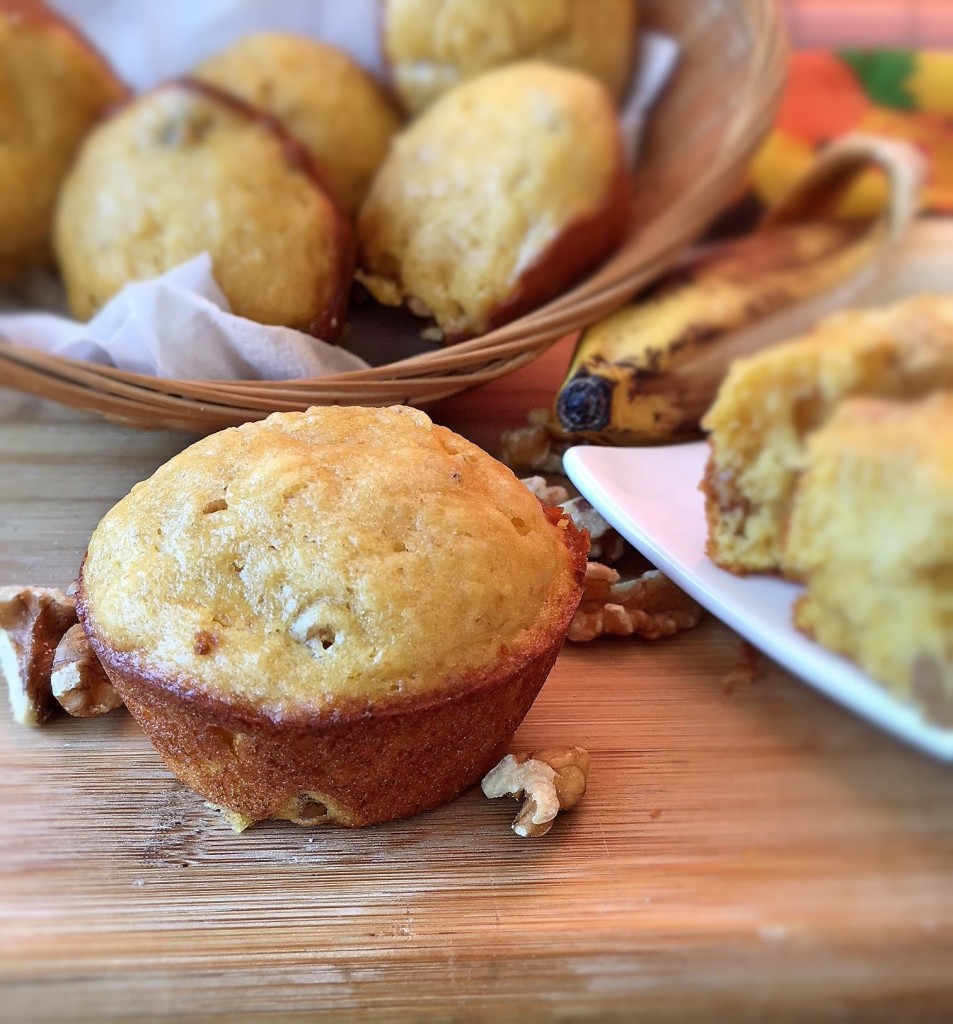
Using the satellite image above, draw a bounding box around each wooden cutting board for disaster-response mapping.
[2,315,953,1023]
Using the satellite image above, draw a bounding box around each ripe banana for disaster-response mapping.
[554,220,885,444]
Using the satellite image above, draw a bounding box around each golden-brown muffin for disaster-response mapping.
[356,61,629,341]
[0,0,126,282]
[78,406,588,829]
[193,33,401,217]
[783,395,953,722]
[384,0,637,114]
[701,296,953,575]
[54,81,352,339]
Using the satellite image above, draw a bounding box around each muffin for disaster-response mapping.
[356,61,629,341]
[783,395,953,722]
[0,0,126,282]
[54,81,352,340]
[701,296,953,575]
[78,406,588,829]
[383,0,637,115]
[193,34,401,217]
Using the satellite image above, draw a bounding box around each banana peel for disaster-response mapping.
[555,136,924,445]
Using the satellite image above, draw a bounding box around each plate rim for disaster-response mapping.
[564,442,953,762]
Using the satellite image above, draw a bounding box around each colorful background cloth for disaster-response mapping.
[750,50,953,217]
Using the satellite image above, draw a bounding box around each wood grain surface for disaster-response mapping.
[1,329,952,1023]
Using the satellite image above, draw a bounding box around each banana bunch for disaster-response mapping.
[554,221,884,444]
[553,136,922,445]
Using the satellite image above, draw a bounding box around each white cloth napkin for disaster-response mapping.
[0,255,369,380]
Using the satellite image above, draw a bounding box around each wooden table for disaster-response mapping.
[1,346,952,1023]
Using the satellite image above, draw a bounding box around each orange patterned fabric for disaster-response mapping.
[750,49,953,216]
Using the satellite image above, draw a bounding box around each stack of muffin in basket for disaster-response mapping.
[2,0,639,345]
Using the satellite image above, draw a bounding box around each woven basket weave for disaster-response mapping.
[0,0,788,432]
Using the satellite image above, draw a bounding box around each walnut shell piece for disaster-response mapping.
[520,476,570,507]
[568,563,703,642]
[502,424,567,474]
[519,480,626,563]
[0,586,77,725]
[561,496,626,563]
[51,623,124,718]
[482,745,591,838]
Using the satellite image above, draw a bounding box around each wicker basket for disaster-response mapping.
[0,0,788,432]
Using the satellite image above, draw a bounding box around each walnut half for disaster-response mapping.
[519,480,626,562]
[482,746,591,838]
[0,586,77,726]
[51,624,123,718]
[568,562,703,642]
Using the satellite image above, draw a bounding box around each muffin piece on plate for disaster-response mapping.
[78,406,588,829]
[193,33,401,217]
[356,61,629,341]
[702,295,953,575]
[54,81,352,339]
[383,0,637,114]
[783,395,953,721]
[0,0,126,282]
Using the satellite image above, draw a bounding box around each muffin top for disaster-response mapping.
[53,81,351,338]
[0,0,126,278]
[81,406,585,719]
[356,61,626,338]
[193,33,401,217]
[384,0,637,114]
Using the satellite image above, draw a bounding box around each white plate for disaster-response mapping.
[564,442,953,762]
